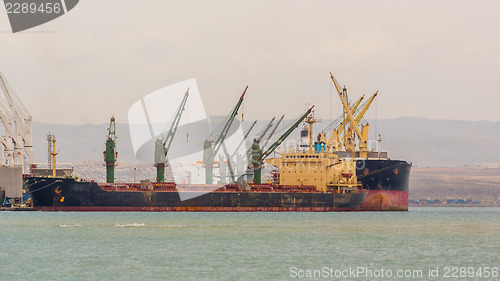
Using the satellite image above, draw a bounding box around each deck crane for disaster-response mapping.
[203,86,247,184]
[261,114,284,149]
[329,73,378,157]
[251,106,314,183]
[0,72,33,172]
[323,95,364,135]
[230,119,257,160]
[338,91,378,157]
[216,119,257,184]
[329,73,363,154]
[230,116,278,184]
[323,95,364,152]
[245,117,275,158]
[104,116,117,183]
[154,88,190,182]
[0,100,15,165]
[226,119,257,181]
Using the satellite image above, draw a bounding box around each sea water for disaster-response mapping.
[1,208,499,280]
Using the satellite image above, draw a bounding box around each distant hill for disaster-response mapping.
[410,167,500,200]
[31,117,500,167]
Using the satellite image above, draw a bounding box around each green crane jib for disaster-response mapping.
[261,114,284,149]
[154,88,190,182]
[203,86,247,184]
[251,106,314,183]
[223,119,257,184]
[230,119,257,160]
[246,116,275,158]
[104,116,117,183]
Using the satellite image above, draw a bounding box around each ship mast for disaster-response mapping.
[304,109,317,153]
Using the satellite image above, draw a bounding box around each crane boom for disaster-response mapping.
[346,91,378,156]
[154,88,190,182]
[230,119,257,159]
[262,106,314,160]
[353,91,378,124]
[162,88,190,154]
[325,95,364,151]
[212,86,247,154]
[261,114,284,149]
[330,73,362,139]
[246,117,275,157]
[335,94,364,134]
[257,117,275,141]
[330,74,343,96]
[203,86,247,184]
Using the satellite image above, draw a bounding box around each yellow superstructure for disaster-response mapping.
[264,110,362,193]
[265,152,360,193]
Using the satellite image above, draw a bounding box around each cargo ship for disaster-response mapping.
[26,89,367,212]
[25,73,409,211]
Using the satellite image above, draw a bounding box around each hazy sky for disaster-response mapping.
[1,0,499,124]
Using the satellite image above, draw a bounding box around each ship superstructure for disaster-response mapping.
[265,110,362,194]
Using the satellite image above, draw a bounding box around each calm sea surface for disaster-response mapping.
[1,208,499,280]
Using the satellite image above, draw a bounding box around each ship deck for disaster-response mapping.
[98,182,334,193]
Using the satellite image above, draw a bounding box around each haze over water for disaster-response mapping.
[1,208,499,280]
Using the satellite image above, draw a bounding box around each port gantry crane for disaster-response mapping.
[203,86,247,184]
[154,88,190,182]
[0,98,15,166]
[250,106,314,183]
[0,72,33,172]
[327,72,378,158]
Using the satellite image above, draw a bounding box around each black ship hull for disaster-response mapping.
[0,188,5,206]
[25,177,367,212]
[356,159,411,211]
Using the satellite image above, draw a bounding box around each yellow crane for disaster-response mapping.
[339,91,378,157]
[330,73,362,146]
[329,73,378,158]
[324,94,365,152]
